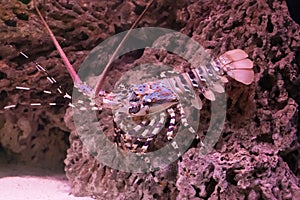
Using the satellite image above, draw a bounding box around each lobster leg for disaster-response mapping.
[114,110,167,153]
[177,103,197,135]
[166,108,176,141]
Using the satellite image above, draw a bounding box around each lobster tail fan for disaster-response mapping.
[227,70,254,85]
[216,49,254,85]
[203,89,216,101]
[219,49,249,65]
[220,76,229,83]
[226,59,254,69]
[225,59,254,85]
[210,82,225,93]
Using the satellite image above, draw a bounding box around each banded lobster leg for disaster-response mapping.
[114,102,196,156]
[111,71,199,155]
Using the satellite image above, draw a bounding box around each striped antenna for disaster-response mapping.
[3,52,75,110]
[32,0,154,101]
[33,0,83,88]
[93,0,155,96]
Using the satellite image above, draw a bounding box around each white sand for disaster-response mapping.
[0,176,94,200]
[0,162,94,200]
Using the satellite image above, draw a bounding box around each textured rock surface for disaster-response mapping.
[0,1,74,170]
[1,0,300,199]
[174,0,300,198]
[0,0,180,170]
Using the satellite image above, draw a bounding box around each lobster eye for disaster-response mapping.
[129,104,141,114]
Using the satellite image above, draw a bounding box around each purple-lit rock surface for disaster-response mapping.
[0,0,299,199]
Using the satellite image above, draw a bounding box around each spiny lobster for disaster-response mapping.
[3,1,254,158]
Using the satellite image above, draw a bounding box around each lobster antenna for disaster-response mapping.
[33,0,83,87]
[93,0,155,97]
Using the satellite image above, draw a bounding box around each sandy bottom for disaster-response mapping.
[0,161,93,200]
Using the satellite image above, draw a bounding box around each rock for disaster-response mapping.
[1,0,299,199]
